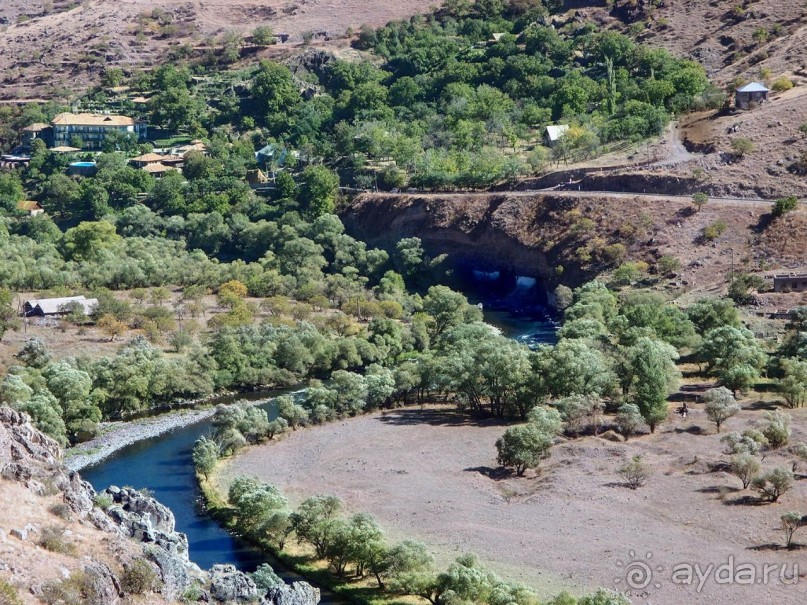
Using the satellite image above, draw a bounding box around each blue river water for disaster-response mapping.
[81,304,557,596]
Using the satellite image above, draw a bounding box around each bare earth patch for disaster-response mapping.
[217,405,807,604]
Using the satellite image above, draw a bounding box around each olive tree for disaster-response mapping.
[496,423,555,476]
[752,467,794,503]
[703,387,740,433]
[781,512,806,548]
[729,454,760,489]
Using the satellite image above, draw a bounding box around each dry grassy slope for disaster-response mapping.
[342,192,807,306]
[0,0,435,99]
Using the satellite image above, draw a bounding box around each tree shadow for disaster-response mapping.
[464,466,513,481]
[673,425,706,435]
[752,212,774,234]
[748,543,806,552]
[723,494,768,506]
[376,407,509,428]
[696,485,741,494]
[744,400,784,411]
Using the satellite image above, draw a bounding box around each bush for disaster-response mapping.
[703,387,740,433]
[762,410,791,449]
[657,255,681,276]
[49,502,73,520]
[771,77,794,92]
[39,526,77,555]
[0,579,22,605]
[772,196,798,218]
[731,137,754,158]
[702,220,726,241]
[615,403,645,439]
[618,455,650,489]
[752,467,793,502]
[121,559,161,595]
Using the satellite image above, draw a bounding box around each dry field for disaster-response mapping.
[217,403,807,604]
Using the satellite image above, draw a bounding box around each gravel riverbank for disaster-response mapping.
[65,407,219,471]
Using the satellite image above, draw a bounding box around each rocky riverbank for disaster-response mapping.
[65,407,219,471]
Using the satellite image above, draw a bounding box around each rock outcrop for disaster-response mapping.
[266,582,322,605]
[0,406,320,605]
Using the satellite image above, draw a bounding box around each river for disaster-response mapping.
[80,301,557,599]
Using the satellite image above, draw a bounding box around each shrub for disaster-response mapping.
[39,526,77,555]
[615,403,645,439]
[121,559,161,595]
[618,455,650,489]
[721,429,768,455]
[657,255,681,275]
[0,579,22,605]
[771,77,794,92]
[752,467,793,502]
[772,196,798,218]
[762,410,791,449]
[729,453,760,489]
[702,220,726,241]
[93,494,113,509]
[49,502,73,521]
[731,137,754,158]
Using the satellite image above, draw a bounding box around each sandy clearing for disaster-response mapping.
[217,405,807,604]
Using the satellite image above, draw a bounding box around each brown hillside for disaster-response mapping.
[0,0,435,99]
[341,191,807,307]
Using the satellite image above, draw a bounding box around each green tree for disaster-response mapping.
[252,26,276,46]
[773,196,798,218]
[300,165,339,217]
[291,494,343,558]
[703,387,740,433]
[0,288,20,343]
[618,338,680,432]
[752,467,793,502]
[495,422,555,476]
[729,453,760,489]
[192,436,220,479]
[778,358,807,408]
[62,221,120,261]
[692,192,708,212]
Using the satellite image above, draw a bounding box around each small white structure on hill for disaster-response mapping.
[23,296,98,317]
[735,82,769,110]
[544,124,570,147]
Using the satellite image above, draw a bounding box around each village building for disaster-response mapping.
[773,273,807,293]
[16,201,45,216]
[735,82,770,110]
[141,162,177,178]
[129,152,165,168]
[51,113,147,150]
[21,123,52,148]
[22,295,98,317]
[544,124,570,147]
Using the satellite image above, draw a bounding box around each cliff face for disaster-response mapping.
[0,407,320,605]
[341,191,807,304]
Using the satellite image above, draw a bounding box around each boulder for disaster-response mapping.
[265,582,321,605]
[82,560,122,605]
[209,564,258,603]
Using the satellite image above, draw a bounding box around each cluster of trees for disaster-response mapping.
[223,476,629,605]
[0,336,215,444]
